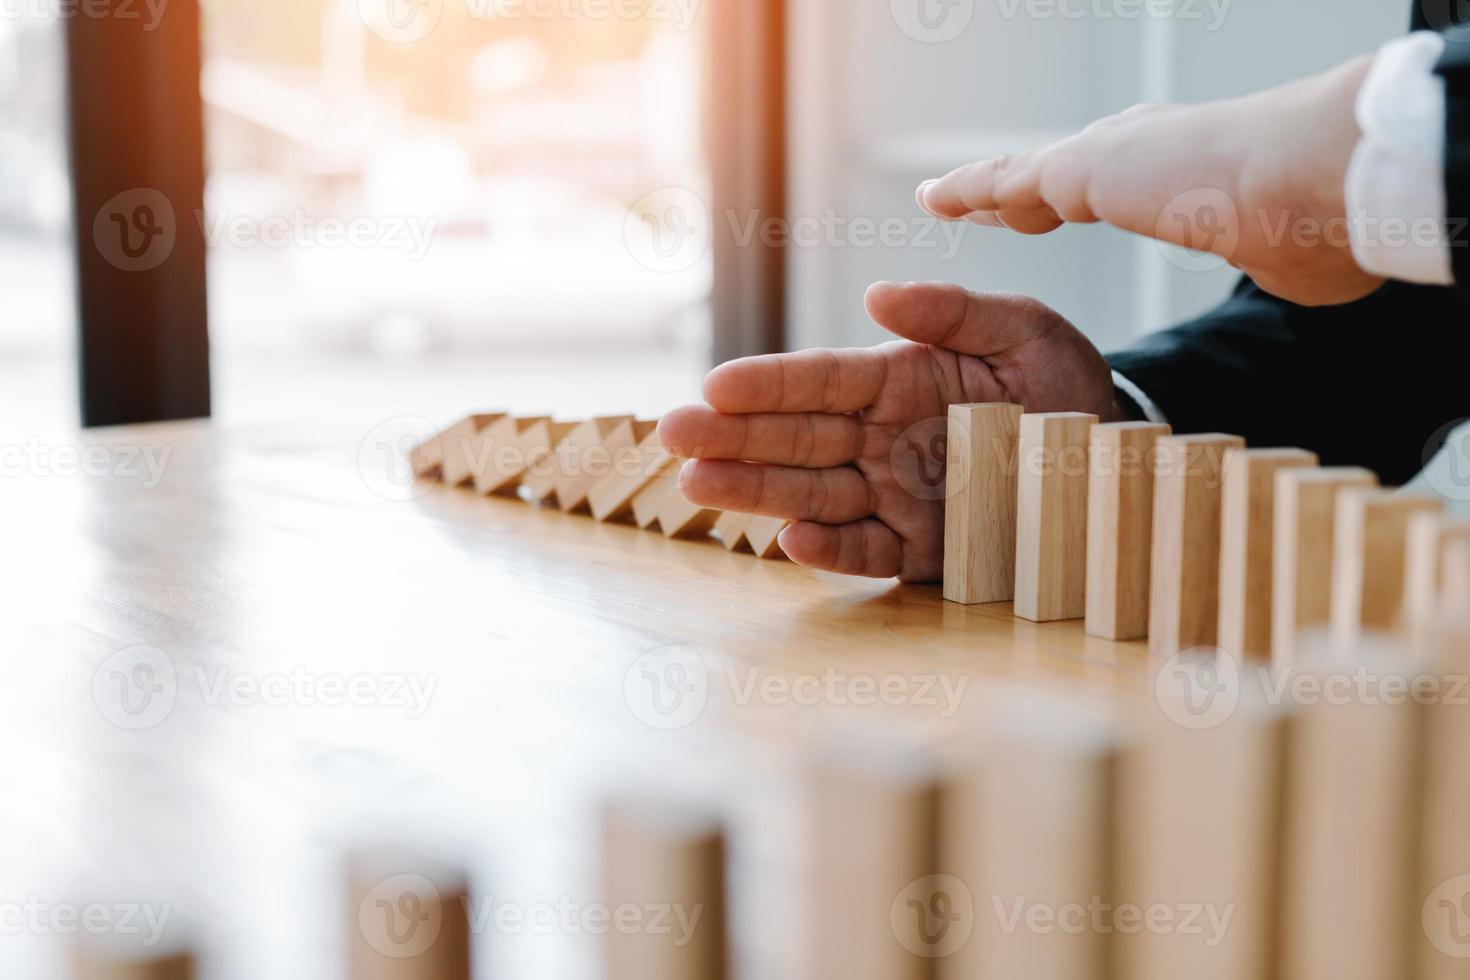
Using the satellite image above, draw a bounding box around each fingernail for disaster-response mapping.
[677,459,696,489]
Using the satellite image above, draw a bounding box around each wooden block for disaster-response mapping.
[602,801,727,980]
[943,403,1024,605]
[657,486,720,541]
[1271,467,1379,667]
[1086,422,1170,640]
[1115,702,1284,980]
[1444,538,1470,614]
[1014,412,1097,622]
[470,415,551,497]
[1148,434,1246,659]
[714,511,752,551]
[743,517,789,560]
[1216,448,1319,660]
[589,429,673,522]
[409,414,502,482]
[347,854,471,980]
[554,417,650,515]
[71,940,194,980]
[1417,618,1470,978]
[519,419,584,504]
[633,467,679,530]
[1280,676,1420,980]
[810,749,938,980]
[1330,488,1444,644]
[1404,513,1470,641]
[940,715,1112,980]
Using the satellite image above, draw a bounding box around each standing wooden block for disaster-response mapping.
[714,511,752,551]
[555,417,653,515]
[1403,513,1470,640]
[1416,617,1470,979]
[940,718,1113,980]
[1148,434,1245,659]
[1330,488,1444,644]
[632,466,680,530]
[410,414,502,483]
[810,750,938,980]
[471,415,552,497]
[1271,468,1379,667]
[1086,422,1170,640]
[347,854,471,980]
[1014,412,1097,622]
[1115,705,1284,980]
[743,517,789,560]
[519,419,585,504]
[944,403,1024,605]
[1216,448,1319,660]
[603,801,727,980]
[1444,539,1470,614]
[71,940,194,980]
[657,486,721,541]
[1280,681,1420,980]
[590,430,675,522]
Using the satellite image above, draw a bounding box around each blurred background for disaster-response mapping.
[0,0,1409,431]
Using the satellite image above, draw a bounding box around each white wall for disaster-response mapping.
[786,0,1408,353]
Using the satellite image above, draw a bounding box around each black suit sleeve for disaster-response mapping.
[1105,279,1470,485]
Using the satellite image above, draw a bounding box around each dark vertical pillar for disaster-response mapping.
[65,0,210,427]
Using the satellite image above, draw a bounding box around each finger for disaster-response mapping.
[702,348,888,415]
[777,520,904,579]
[677,459,873,525]
[918,155,1064,234]
[658,406,866,468]
[863,281,1052,358]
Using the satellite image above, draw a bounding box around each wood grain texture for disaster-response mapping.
[471,415,551,496]
[1270,468,1378,667]
[1330,489,1444,645]
[1148,434,1245,660]
[1086,422,1170,641]
[944,404,1024,606]
[1216,448,1318,661]
[1403,514,1470,642]
[602,802,727,980]
[346,854,471,980]
[1014,413,1097,623]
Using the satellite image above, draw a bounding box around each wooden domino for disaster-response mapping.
[411,414,502,483]
[1329,488,1444,645]
[1270,467,1379,666]
[743,517,789,560]
[944,403,1024,606]
[1444,538,1470,614]
[1086,421,1170,640]
[1216,448,1319,660]
[602,801,727,980]
[470,416,551,496]
[1148,434,1245,659]
[657,485,721,540]
[346,854,471,980]
[633,466,680,530]
[1014,412,1097,623]
[590,430,674,522]
[714,511,751,551]
[1417,616,1470,979]
[1403,513,1470,642]
[520,419,586,504]
[555,418,654,515]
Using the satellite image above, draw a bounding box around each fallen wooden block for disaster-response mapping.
[1330,488,1444,645]
[1416,616,1470,978]
[346,853,471,980]
[1216,448,1319,660]
[519,419,586,505]
[1086,421,1171,640]
[602,801,727,980]
[410,414,502,483]
[714,511,752,551]
[632,466,680,530]
[470,415,551,497]
[1403,512,1470,643]
[1270,467,1379,667]
[944,403,1024,605]
[657,485,721,541]
[555,417,652,515]
[1014,412,1097,622]
[1149,433,1245,659]
[590,430,674,522]
[743,517,789,560]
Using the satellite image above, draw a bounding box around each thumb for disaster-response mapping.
[863,281,1057,358]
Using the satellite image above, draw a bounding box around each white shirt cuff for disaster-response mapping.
[1112,370,1167,426]
[1345,31,1455,286]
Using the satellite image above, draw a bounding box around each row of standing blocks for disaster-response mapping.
[944,405,1470,659]
[406,413,789,559]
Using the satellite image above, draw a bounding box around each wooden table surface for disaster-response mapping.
[0,420,1155,979]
